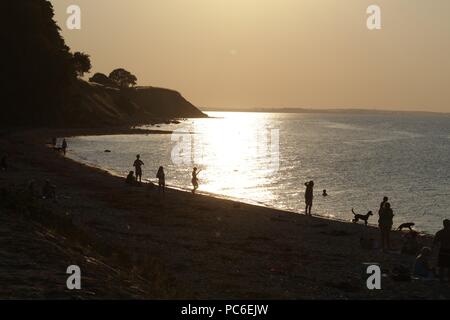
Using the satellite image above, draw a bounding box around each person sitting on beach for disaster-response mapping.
[42,180,56,200]
[125,171,136,185]
[62,139,68,156]
[413,247,434,279]
[322,189,328,197]
[0,154,7,171]
[378,202,394,251]
[433,219,450,282]
[191,167,201,194]
[156,166,166,193]
[304,180,314,216]
[133,154,144,183]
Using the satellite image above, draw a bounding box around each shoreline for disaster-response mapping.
[1,127,449,299]
[65,129,436,237]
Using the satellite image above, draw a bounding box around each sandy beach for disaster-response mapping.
[1,127,449,300]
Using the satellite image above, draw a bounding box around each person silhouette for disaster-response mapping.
[133,154,144,183]
[378,202,394,251]
[304,180,314,216]
[322,189,328,197]
[191,167,201,194]
[378,196,388,215]
[61,139,68,156]
[433,219,450,282]
[156,166,166,193]
[125,171,135,185]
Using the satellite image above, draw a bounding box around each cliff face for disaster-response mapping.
[62,80,207,127]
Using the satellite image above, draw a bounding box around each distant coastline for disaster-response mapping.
[202,107,450,116]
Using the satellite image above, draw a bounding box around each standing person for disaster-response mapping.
[133,154,144,183]
[378,202,394,251]
[156,166,166,194]
[378,196,388,214]
[191,167,201,194]
[433,219,450,282]
[304,180,314,216]
[61,138,68,156]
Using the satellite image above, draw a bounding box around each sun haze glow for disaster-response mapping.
[52,0,450,113]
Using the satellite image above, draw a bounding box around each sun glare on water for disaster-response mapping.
[187,112,279,203]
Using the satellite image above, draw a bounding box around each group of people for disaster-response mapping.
[303,182,450,282]
[126,154,201,195]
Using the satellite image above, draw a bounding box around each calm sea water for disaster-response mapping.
[67,112,450,233]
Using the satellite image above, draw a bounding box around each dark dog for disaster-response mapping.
[352,208,373,226]
[397,222,415,231]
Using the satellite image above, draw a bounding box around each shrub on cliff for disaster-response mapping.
[89,73,116,87]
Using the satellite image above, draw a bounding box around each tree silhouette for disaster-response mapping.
[109,68,138,89]
[73,52,92,77]
[3,0,78,125]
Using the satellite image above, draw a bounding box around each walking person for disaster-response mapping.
[304,180,314,216]
[156,166,166,194]
[133,154,144,183]
[191,167,201,194]
[378,202,394,252]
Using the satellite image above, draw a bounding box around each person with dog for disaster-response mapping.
[433,219,450,282]
[378,202,394,251]
[304,180,314,216]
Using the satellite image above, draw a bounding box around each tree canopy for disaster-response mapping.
[73,52,92,77]
[109,68,138,89]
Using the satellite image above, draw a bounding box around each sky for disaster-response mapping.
[52,0,450,112]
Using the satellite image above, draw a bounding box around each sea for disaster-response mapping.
[66,111,450,234]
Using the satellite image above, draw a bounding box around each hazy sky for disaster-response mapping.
[52,0,450,112]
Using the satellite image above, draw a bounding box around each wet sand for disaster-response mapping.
[0,127,449,299]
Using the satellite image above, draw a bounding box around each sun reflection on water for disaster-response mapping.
[185,112,279,204]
